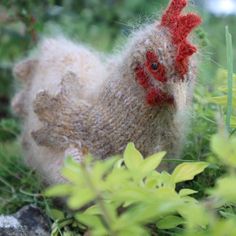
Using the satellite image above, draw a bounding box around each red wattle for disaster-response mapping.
[146,88,174,106]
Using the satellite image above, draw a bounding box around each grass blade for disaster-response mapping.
[225,26,234,133]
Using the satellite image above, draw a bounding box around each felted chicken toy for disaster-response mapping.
[12,0,201,184]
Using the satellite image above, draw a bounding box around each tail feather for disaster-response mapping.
[11,91,27,117]
[13,59,38,83]
[12,58,38,117]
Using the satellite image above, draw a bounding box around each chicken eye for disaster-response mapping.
[151,63,159,70]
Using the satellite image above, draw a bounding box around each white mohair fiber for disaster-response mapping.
[13,37,107,184]
[12,15,199,185]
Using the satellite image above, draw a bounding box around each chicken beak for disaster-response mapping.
[172,81,191,127]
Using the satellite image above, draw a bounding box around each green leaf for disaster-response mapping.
[216,68,236,82]
[157,215,184,229]
[219,86,236,93]
[51,218,74,236]
[67,188,95,209]
[76,213,107,235]
[51,222,60,236]
[156,171,175,188]
[211,218,236,236]
[180,196,198,204]
[208,95,236,106]
[117,225,149,236]
[91,157,118,181]
[115,192,182,228]
[61,162,83,184]
[178,203,208,229]
[44,184,72,197]
[114,158,124,169]
[211,133,236,167]
[85,205,102,215]
[112,186,150,203]
[220,210,236,218]
[105,168,131,191]
[124,143,143,170]
[145,171,161,189]
[179,189,198,197]
[210,176,236,203]
[172,162,209,183]
[231,116,236,128]
[46,208,65,221]
[141,151,166,177]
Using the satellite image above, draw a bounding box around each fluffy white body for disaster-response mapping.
[13,38,107,184]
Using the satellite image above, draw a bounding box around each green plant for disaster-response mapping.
[0,118,20,141]
[182,130,236,236]
[208,68,236,130]
[0,115,49,214]
[208,27,235,133]
[46,143,208,236]
[0,141,49,214]
[44,130,236,236]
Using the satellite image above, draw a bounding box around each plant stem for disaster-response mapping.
[225,26,234,133]
[0,176,15,194]
[81,162,116,236]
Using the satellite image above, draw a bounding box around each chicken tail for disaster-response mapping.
[11,59,38,117]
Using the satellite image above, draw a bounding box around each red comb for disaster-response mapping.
[161,0,201,77]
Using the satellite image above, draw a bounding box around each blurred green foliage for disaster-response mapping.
[45,133,236,236]
[0,141,48,214]
[46,143,208,236]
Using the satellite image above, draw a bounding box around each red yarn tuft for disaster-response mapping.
[172,14,202,44]
[161,0,187,28]
[146,88,174,106]
[161,0,201,77]
[176,40,197,76]
[145,51,167,83]
[135,65,150,89]
[135,58,173,106]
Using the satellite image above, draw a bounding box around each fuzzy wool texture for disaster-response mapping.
[13,38,107,184]
[12,0,201,185]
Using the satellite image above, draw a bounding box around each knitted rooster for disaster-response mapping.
[12,0,201,184]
